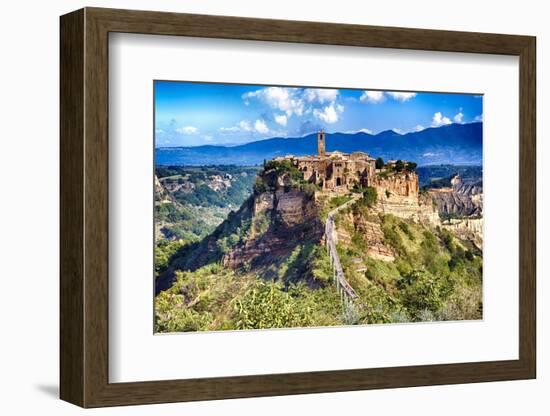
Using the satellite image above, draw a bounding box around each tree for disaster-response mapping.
[395,160,405,172]
[375,157,384,170]
[406,162,418,171]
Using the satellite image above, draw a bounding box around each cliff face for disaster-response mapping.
[224,184,323,270]
[371,172,440,226]
[372,171,419,199]
[442,217,483,249]
[338,211,395,262]
[429,175,483,218]
[155,175,175,204]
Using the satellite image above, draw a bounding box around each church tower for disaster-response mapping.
[317,130,326,157]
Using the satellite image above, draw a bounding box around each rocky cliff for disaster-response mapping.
[156,166,325,293]
[429,175,483,218]
[371,171,440,226]
[223,180,323,271]
[442,217,483,249]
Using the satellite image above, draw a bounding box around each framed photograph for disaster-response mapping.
[60,7,536,407]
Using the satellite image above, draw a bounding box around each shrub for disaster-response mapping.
[232,282,313,329]
[341,304,361,325]
[406,162,418,171]
[398,221,414,240]
[264,159,303,183]
[375,157,385,169]
[154,239,185,275]
[397,270,449,320]
[310,246,333,284]
[362,186,378,207]
[382,224,406,255]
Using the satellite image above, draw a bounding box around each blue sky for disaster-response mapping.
[154,81,483,147]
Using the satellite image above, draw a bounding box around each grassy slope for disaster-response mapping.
[336,208,482,324]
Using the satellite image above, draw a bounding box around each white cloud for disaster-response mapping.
[243,87,347,126]
[176,125,198,135]
[360,90,385,103]
[254,119,269,134]
[274,114,287,126]
[423,152,437,157]
[431,112,452,127]
[155,129,164,134]
[454,111,464,123]
[313,103,343,124]
[304,88,339,104]
[474,114,483,122]
[393,128,403,134]
[387,91,417,102]
[202,135,213,142]
[243,87,305,117]
[360,90,417,104]
[239,120,252,131]
[414,125,424,132]
[220,119,269,134]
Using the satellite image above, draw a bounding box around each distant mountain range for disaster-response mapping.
[156,122,482,166]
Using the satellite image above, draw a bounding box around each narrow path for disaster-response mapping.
[324,194,362,308]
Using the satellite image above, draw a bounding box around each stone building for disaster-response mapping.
[276,131,377,191]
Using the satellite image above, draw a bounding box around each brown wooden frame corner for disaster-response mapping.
[60,7,536,408]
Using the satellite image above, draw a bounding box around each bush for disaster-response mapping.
[155,239,185,275]
[398,222,414,240]
[395,160,405,172]
[397,270,446,319]
[406,162,418,171]
[375,157,384,169]
[382,224,406,255]
[362,186,378,207]
[232,282,313,329]
[310,246,333,284]
[264,159,303,183]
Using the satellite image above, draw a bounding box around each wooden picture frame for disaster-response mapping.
[60,7,536,408]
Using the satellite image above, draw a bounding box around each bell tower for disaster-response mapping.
[317,130,326,157]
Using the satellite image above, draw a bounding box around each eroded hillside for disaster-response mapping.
[155,159,483,332]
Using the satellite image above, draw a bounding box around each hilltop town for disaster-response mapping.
[273,131,441,226]
[154,131,484,331]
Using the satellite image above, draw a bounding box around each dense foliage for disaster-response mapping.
[336,212,482,323]
[155,161,483,333]
[155,165,261,271]
[254,159,320,197]
[157,165,260,208]
[155,257,345,332]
